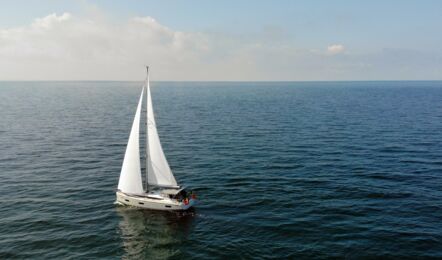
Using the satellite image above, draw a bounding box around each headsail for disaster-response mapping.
[118,88,144,194]
[146,70,179,188]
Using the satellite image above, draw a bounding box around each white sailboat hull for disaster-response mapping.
[116,191,195,211]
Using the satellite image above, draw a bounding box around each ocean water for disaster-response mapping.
[0,81,441,259]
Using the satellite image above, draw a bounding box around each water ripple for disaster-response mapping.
[0,81,441,258]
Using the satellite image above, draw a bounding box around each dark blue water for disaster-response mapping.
[0,81,441,258]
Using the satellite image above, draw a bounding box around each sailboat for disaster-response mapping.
[116,67,196,211]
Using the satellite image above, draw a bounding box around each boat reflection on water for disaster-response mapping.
[116,207,196,259]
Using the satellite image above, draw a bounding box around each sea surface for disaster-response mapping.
[0,81,441,259]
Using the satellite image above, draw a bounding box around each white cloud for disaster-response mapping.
[327,44,345,55]
[32,12,71,29]
[0,13,212,80]
[0,13,440,80]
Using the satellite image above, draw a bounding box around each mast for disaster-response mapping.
[145,66,149,191]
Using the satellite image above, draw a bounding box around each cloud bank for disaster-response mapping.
[0,13,440,80]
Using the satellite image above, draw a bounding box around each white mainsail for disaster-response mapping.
[146,74,178,188]
[118,88,145,194]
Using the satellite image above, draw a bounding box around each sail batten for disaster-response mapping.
[146,74,178,188]
[117,88,144,194]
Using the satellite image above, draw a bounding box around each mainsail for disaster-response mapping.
[146,73,178,188]
[118,88,145,194]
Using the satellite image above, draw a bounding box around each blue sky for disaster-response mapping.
[0,0,441,80]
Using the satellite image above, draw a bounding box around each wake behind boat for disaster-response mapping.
[116,67,196,211]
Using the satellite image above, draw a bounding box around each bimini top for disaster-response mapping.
[161,187,185,195]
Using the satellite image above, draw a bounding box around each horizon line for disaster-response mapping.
[1,79,442,83]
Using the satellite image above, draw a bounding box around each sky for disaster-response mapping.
[0,0,441,81]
